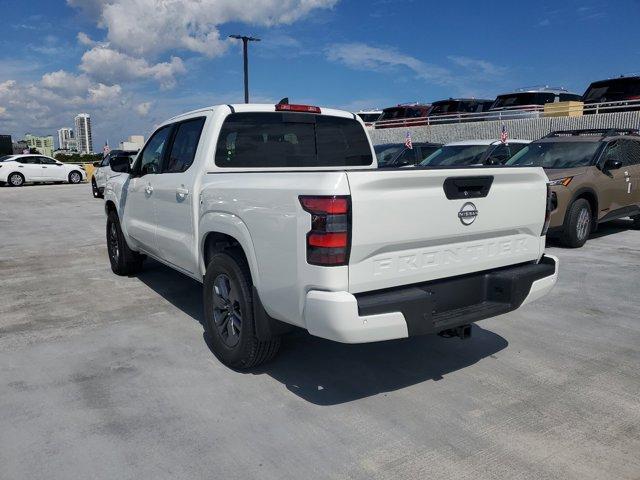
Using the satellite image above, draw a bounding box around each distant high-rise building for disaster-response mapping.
[74,113,93,154]
[119,135,145,151]
[24,134,54,157]
[57,128,74,150]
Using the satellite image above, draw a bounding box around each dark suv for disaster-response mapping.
[428,98,494,123]
[374,104,432,129]
[583,76,640,113]
[506,129,640,247]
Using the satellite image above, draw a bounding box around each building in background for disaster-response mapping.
[12,140,28,154]
[74,113,93,154]
[0,134,12,156]
[119,135,145,151]
[24,134,54,157]
[57,127,74,150]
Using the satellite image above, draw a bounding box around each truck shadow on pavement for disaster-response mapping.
[547,218,636,246]
[137,259,509,406]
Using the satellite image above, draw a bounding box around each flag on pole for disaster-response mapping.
[500,124,508,143]
[404,131,413,150]
[103,141,111,157]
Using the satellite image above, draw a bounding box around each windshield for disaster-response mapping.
[215,112,373,168]
[583,78,640,103]
[429,101,461,115]
[491,92,555,109]
[420,145,489,166]
[374,144,404,166]
[506,142,601,168]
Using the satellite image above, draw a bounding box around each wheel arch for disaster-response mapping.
[565,187,599,227]
[199,213,261,289]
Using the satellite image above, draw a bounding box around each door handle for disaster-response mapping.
[42,166,47,169]
[176,186,189,199]
[145,184,153,195]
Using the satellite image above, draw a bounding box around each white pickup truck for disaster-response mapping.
[104,102,558,369]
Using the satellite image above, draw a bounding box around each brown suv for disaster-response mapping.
[506,129,640,247]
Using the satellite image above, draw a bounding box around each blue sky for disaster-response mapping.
[1,0,639,150]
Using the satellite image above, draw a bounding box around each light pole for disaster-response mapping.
[229,35,261,103]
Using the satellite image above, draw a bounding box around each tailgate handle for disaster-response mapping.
[443,176,493,200]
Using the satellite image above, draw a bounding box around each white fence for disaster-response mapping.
[368,110,640,146]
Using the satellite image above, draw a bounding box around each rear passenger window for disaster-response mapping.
[215,112,373,168]
[164,117,206,173]
[615,140,640,166]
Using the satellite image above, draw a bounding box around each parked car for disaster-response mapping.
[486,87,582,120]
[0,154,86,186]
[92,149,138,198]
[428,98,494,123]
[419,139,530,167]
[582,76,640,113]
[374,142,442,167]
[506,129,640,247]
[355,110,382,126]
[104,101,557,369]
[374,103,432,129]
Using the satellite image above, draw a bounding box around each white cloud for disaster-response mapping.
[135,101,153,116]
[67,0,337,58]
[41,70,91,94]
[447,56,507,78]
[88,83,123,104]
[80,46,186,89]
[326,42,451,83]
[77,32,97,47]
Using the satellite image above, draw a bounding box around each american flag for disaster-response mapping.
[103,142,111,157]
[500,124,508,143]
[404,131,413,150]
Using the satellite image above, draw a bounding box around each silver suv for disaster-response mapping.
[487,86,582,120]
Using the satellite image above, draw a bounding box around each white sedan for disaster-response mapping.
[0,154,87,186]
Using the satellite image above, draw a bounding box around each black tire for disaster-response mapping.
[106,211,144,275]
[92,178,103,198]
[68,171,82,184]
[559,199,592,248]
[8,172,24,187]
[203,251,280,369]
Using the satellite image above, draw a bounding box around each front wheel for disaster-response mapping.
[106,211,144,275]
[8,172,24,187]
[68,171,82,184]
[560,199,592,248]
[203,251,280,369]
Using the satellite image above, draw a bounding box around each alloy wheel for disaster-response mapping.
[108,222,120,263]
[10,174,23,186]
[576,207,591,241]
[212,274,242,348]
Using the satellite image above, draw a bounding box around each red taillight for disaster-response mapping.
[276,103,321,114]
[300,195,351,266]
[542,184,552,236]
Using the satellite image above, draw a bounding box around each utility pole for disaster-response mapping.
[229,35,261,103]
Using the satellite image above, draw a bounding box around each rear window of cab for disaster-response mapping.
[215,112,373,168]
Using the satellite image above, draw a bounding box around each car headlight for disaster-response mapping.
[548,177,573,187]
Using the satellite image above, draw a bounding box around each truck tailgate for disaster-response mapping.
[346,167,547,293]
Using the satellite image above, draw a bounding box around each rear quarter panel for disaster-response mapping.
[198,172,351,327]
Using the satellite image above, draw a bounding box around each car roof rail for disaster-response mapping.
[542,128,640,139]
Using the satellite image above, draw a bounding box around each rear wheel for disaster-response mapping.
[8,172,24,187]
[106,211,144,275]
[68,171,82,184]
[203,251,281,369]
[560,199,592,248]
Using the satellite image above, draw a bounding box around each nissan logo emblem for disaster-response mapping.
[458,202,478,226]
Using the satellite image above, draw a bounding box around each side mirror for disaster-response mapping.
[110,156,131,174]
[604,158,623,170]
[92,161,101,167]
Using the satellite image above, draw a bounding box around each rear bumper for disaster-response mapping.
[303,255,558,343]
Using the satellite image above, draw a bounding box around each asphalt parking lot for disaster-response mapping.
[1,183,639,480]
